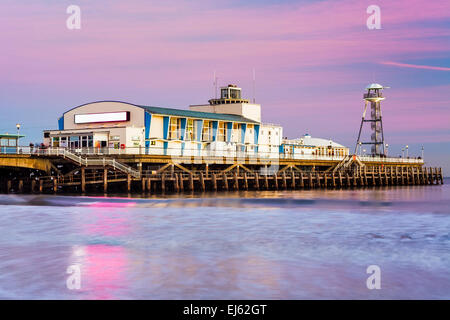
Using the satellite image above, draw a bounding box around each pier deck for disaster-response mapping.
[0,148,442,194]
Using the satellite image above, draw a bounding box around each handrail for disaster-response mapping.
[1,146,425,166]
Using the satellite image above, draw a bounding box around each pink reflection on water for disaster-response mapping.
[83,207,132,237]
[86,201,136,208]
[82,244,128,300]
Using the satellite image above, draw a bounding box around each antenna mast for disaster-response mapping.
[252,68,256,103]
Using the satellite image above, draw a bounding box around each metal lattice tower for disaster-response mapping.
[355,83,389,156]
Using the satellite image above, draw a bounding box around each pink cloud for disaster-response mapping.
[380,61,450,71]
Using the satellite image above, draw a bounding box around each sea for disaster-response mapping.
[0,179,449,299]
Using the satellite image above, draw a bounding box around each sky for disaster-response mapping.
[1,0,449,172]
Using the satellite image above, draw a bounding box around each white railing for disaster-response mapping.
[1,146,424,166]
[358,155,424,164]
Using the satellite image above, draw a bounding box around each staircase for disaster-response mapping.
[332,154,364,173]
[58,149,141,179]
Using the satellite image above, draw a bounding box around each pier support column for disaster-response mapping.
[273,174,278,190]
[18,180,23,193]
[243,173,248,190]
[222,173,228,191]
[255,173,260,190]
[300,172,304,188]
[338,172,343,188]
[200,173,206,192]
[39,179,43,193]
[264,174,269,190]
[309,172,313,188]
[53,177,58,193]
[174,173,180,193]
[81,167,86,193]
[103,169,108,193]
[316,173,321,188]
[212,173,217,191]
[291,172,296,189]
[331,172,336,188]
[233,173,239,191]
[282,172,287,190]
[31,179,36,193]
[161,173,166,192]
[127,173,132,193]
[179,174,184,191]
[147,178,151,193]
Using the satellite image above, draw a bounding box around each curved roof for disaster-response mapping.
[286,134,346,148]
[63,100,258,123]
[366,83,384,90]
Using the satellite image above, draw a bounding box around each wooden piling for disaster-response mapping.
[212,173,217,191]
[273,174,278,190]
[189,173,194,191]
[18,180,23,193]
[264,174,269,190]
[255,172,260,190]
[299,172,304,188]
[103,168,108,193]
[243,173,248,190]
[200,172,206,191]
[222,172,228,191]
[161,173,165,193]
[174,173,180,193]
[282,172,287,190]
[179,174,184,191]
[81,167,86,193]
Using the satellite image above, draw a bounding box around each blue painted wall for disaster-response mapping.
[212,121,218,141]
[144,112,152,153]
[226,122,233,142]
[254,124,260,153]
[240,123,247,152]
[58,117,64,130]
[194,120,203,154]
[180,118,187,155]
[163,116,170,155]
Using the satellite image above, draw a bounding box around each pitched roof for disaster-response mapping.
[140,105,259,123]
[0,133,25,138]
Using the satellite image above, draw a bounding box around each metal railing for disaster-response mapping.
[1,146,424,165]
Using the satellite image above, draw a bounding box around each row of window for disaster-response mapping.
[0,138,17,147]
[168,118,254,142]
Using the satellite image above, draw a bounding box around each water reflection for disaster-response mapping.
[0,180,448,299]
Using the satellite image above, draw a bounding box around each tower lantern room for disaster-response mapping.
[209,84,250,105]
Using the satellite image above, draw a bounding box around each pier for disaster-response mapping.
[0,148,442,194]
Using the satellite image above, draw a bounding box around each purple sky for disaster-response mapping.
[1,0,449,172]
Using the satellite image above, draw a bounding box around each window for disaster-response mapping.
[186,119,194,141]
[217,122,226,142]
[169,117,181,140]
[221,89,228,99]
[202,120,213,141]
